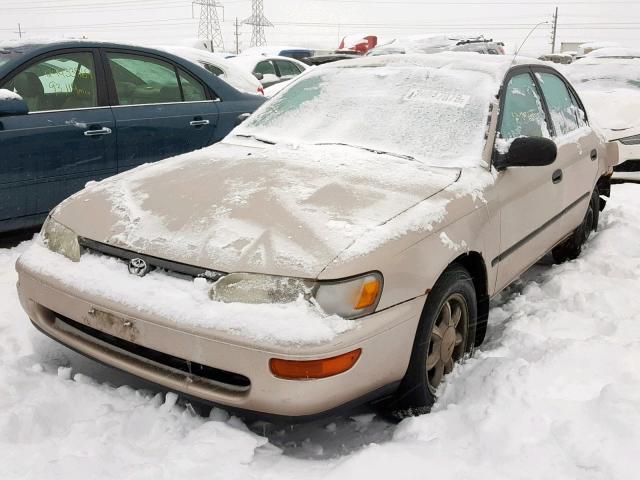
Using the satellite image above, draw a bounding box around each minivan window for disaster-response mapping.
[2,51,97,112]
[500,73,550,140]
[536,72,581,135]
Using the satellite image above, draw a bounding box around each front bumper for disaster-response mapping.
[16,257,424,417]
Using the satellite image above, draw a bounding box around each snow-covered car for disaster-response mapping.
[368,34,505,56]
[565,50,640,178]
[17,53,612,419]
[158,46,265,96]
[229,54,308,88]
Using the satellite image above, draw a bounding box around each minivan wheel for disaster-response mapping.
[552,188,600,263]
[384,265,477,418]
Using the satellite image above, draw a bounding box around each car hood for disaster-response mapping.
[579,89,640,140]
[53,140,460,278]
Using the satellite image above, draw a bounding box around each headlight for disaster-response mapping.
[41,216,81,262]
[618,134,640,146]
[210,272,383,319]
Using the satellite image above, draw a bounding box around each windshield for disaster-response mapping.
[236,63,495,168]
[566,59,640,91]
[0,45,40,67]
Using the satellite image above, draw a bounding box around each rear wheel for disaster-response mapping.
[385,265,477,418]
[552,188,600,263]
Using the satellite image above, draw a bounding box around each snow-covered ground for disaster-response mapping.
[1,183,639,479]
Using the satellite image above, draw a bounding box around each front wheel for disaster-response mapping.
[385,265,477,418]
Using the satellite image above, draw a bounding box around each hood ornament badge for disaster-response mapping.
[128,258,151,277]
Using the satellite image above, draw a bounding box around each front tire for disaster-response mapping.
[385,265,477,418]
[552,188,600,263]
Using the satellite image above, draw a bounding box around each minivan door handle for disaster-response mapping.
[590,149,598,161]
[552,169,563,184]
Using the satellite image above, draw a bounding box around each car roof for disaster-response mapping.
[0,40,256,101]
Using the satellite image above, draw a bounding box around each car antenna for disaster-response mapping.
[511,21,550,66]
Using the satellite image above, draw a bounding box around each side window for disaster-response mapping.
[569,90,588,128]
[178,69,207,102]
[254,60,276,76]
[500,73,550,140]
[107,53,182,105]
[275,60,301,77]
[2,52,97,112]
[201,62,224,76]
[535,72,581,136]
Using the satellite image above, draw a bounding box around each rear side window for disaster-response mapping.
[201,62,224,76]
[536,72,581,135]
[107,53,208,105]
[178,69,207,101]
[500,73,550,140]
[254,60,276,76]
[275,60,301,76]
[2,51,97,112]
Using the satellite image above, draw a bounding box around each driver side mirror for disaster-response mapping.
[0,90,29,117]
[494,136,557,171]
[253,72,264,81]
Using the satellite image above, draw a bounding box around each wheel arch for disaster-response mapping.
[449,251,489,346]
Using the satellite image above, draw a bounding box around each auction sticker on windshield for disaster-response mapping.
[404,88,471,108]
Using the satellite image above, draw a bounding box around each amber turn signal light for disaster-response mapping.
[355,278,381,310]
[269,349,362,380]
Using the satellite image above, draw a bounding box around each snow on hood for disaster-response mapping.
[578,89,640,137]
[53,141,460,278]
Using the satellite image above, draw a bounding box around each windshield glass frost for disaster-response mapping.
[236,64,495,168]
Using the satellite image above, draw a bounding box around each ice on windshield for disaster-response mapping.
[236,63,496,168]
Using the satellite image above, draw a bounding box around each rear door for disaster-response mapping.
[102,50,219,172]
[0,48,116,231]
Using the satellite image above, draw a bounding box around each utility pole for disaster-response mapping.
[551,6,558,53]
[192,0,225,52]
[14,23,24,39]
[243,0,272,47]
[234,17,241,54]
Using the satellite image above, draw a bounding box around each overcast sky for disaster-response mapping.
[1,0,639,55]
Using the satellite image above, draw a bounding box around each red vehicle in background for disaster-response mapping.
[338,34,378,54]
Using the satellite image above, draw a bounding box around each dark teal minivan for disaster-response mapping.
[0,41,265,233]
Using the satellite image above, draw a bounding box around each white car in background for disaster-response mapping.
[564,48,640,181]
[229,54,308,88]
[158,46,265,96]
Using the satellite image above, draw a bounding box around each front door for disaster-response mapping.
[0,49,116,232]
[103,50,219,172]
[493,70,563,291]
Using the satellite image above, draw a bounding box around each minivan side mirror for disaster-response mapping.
[494,136,557,170]
[0,91,29,117]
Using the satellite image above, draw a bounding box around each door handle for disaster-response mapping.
[552,169,563,184]
[84,127,112,137]
[189,119,210,127]
[590,149,598,161]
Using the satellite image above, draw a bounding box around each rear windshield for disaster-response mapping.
[0,45,41,67]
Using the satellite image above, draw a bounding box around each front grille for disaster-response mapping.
[55,314,251,392]
[79,237,226,281]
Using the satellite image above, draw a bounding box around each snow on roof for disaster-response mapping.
[584,47,640,58]
[0,88,22,101]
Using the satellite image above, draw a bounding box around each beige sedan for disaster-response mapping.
[17,54,613,419]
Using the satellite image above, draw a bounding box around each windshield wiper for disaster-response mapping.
[235,133,276,145]
[314,142,416,162]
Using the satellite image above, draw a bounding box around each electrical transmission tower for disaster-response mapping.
[193,0,225,52]
[243,0,272,47]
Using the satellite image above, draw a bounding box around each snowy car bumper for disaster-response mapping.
[16,259,424,418]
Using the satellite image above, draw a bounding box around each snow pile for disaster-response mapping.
[1,184,639,479]
[0,89,22,101]
[18,241,354,346]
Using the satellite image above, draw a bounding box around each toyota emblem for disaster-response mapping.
[128,257,150,277]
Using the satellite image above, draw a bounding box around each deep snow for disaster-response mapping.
[1,184,639,479]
